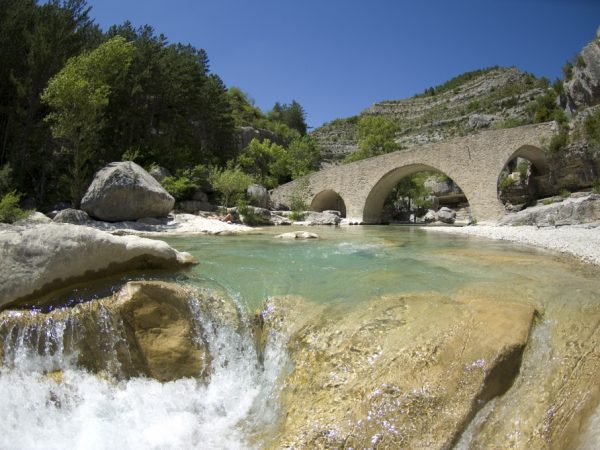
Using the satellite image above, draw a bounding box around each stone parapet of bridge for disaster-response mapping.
[271,123,555,223]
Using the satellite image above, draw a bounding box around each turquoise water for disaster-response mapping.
[2,225,600,449]
[164,226,596,311]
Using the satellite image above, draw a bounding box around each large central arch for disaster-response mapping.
[362,164,467,224]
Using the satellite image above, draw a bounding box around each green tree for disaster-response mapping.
[385,172,433,221]
[237,138,289,188]
[345,115,399,163]
[0,0,100,205]
[103,23,236,170]
[41,36,134,206]
[209,165,253,207]
[268,100,308,135]
[287,135,321,178]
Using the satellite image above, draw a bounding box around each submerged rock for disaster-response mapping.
[0,223,197,309]
[0,281,240,382]
[258,293,535,449]
[275,231,319,240]
[81,161,175,222]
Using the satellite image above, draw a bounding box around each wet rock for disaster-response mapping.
[259,293,535,449]
[52,208,91,225]
[275,231,319,240]
[0,223,197,309]
[0,281,240,382]
[81,161,175,222]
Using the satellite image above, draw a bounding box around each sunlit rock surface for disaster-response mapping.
[0,223,197,308]
[258,293,535,449]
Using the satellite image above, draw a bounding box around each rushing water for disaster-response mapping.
[1,226,600,449]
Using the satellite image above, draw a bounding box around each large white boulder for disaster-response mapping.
[81,161,175,222]
[0,223,197,308]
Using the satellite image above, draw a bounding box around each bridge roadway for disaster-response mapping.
[271,123,555,223]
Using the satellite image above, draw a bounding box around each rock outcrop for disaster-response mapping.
[246,183,270,209]
[563,28,600,112]
[0,281,240,382]
[148,165,172,183]
[436,206,457,224]
[81,161,175,222]
[238,126,279,150]
[258,293,535,449]
[0,223,197,309]
[498,193,600,226]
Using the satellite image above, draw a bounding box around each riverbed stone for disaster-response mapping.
[304,211,341,225]
[81,161,175,222]
[436,206,457,224]
[275,231,319,240]
[258,293,535,449]
[52,208,91,224]
[0,223,197,309]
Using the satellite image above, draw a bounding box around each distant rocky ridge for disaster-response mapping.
[313,67,546,165]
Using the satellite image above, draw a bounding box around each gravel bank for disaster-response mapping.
[426,224,600,267]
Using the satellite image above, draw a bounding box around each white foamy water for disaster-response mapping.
[0,294,288,450]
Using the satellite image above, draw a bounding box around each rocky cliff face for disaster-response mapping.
[563,27,600,113]
[313,67,546,165]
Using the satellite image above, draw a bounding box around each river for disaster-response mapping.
[1,226,599,449]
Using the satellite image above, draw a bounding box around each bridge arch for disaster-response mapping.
[270,124,556,223]
[362,163,468,224]
[311,190,347,217]
[500,144,549,177]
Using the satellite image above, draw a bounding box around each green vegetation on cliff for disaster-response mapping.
[313,67,558,165]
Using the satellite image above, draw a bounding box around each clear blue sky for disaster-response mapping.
[85,0,600,129]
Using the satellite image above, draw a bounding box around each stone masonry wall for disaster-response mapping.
[271,123,555,222]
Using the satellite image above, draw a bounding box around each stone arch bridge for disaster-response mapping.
[271,123,555,223]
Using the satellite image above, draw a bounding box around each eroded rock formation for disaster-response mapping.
[257,293,535,449]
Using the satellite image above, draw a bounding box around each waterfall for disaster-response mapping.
[0,292,287,450]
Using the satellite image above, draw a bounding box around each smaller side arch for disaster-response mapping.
[310,190,347,217]
[503,145,549,175]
